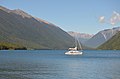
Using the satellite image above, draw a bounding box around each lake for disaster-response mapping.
[0,50,120,79]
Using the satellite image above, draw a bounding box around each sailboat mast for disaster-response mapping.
[74,34,77,48]
[77,37,82,50]
[75,34,82,50]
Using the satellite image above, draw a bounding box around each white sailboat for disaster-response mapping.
[65,36,83,55]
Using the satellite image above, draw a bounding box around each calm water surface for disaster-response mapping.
[0,50,120,79]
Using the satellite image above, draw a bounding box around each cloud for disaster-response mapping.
[110,11,120,25]
[99,16,105,23]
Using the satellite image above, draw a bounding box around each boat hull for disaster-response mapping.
[65,50,83,55]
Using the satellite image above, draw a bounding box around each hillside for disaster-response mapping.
[98,31,120,50]
[0,6,75,49]
[84,27,120,48]
[0,42,27,50]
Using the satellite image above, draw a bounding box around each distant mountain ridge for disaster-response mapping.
[68,31,93,43]
[84,27,120,48]
[0,6,75,49]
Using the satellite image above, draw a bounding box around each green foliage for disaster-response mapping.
[98,32,120,50]
[0,42,27,50]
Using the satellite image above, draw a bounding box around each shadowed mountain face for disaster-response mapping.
[84,27,120,48]
[0,6,74,49]
[98,31,120,50]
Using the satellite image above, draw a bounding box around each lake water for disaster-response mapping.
[0,50,120,79]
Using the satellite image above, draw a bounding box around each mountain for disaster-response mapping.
[0,6,75,49]
[84,27,120,48]
[68,31,93,43]
[98,31,120,50]
[67,31,94,49]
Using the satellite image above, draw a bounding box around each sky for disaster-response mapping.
[0,0,120,34]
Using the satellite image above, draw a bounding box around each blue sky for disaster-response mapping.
[0,0,120,34]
